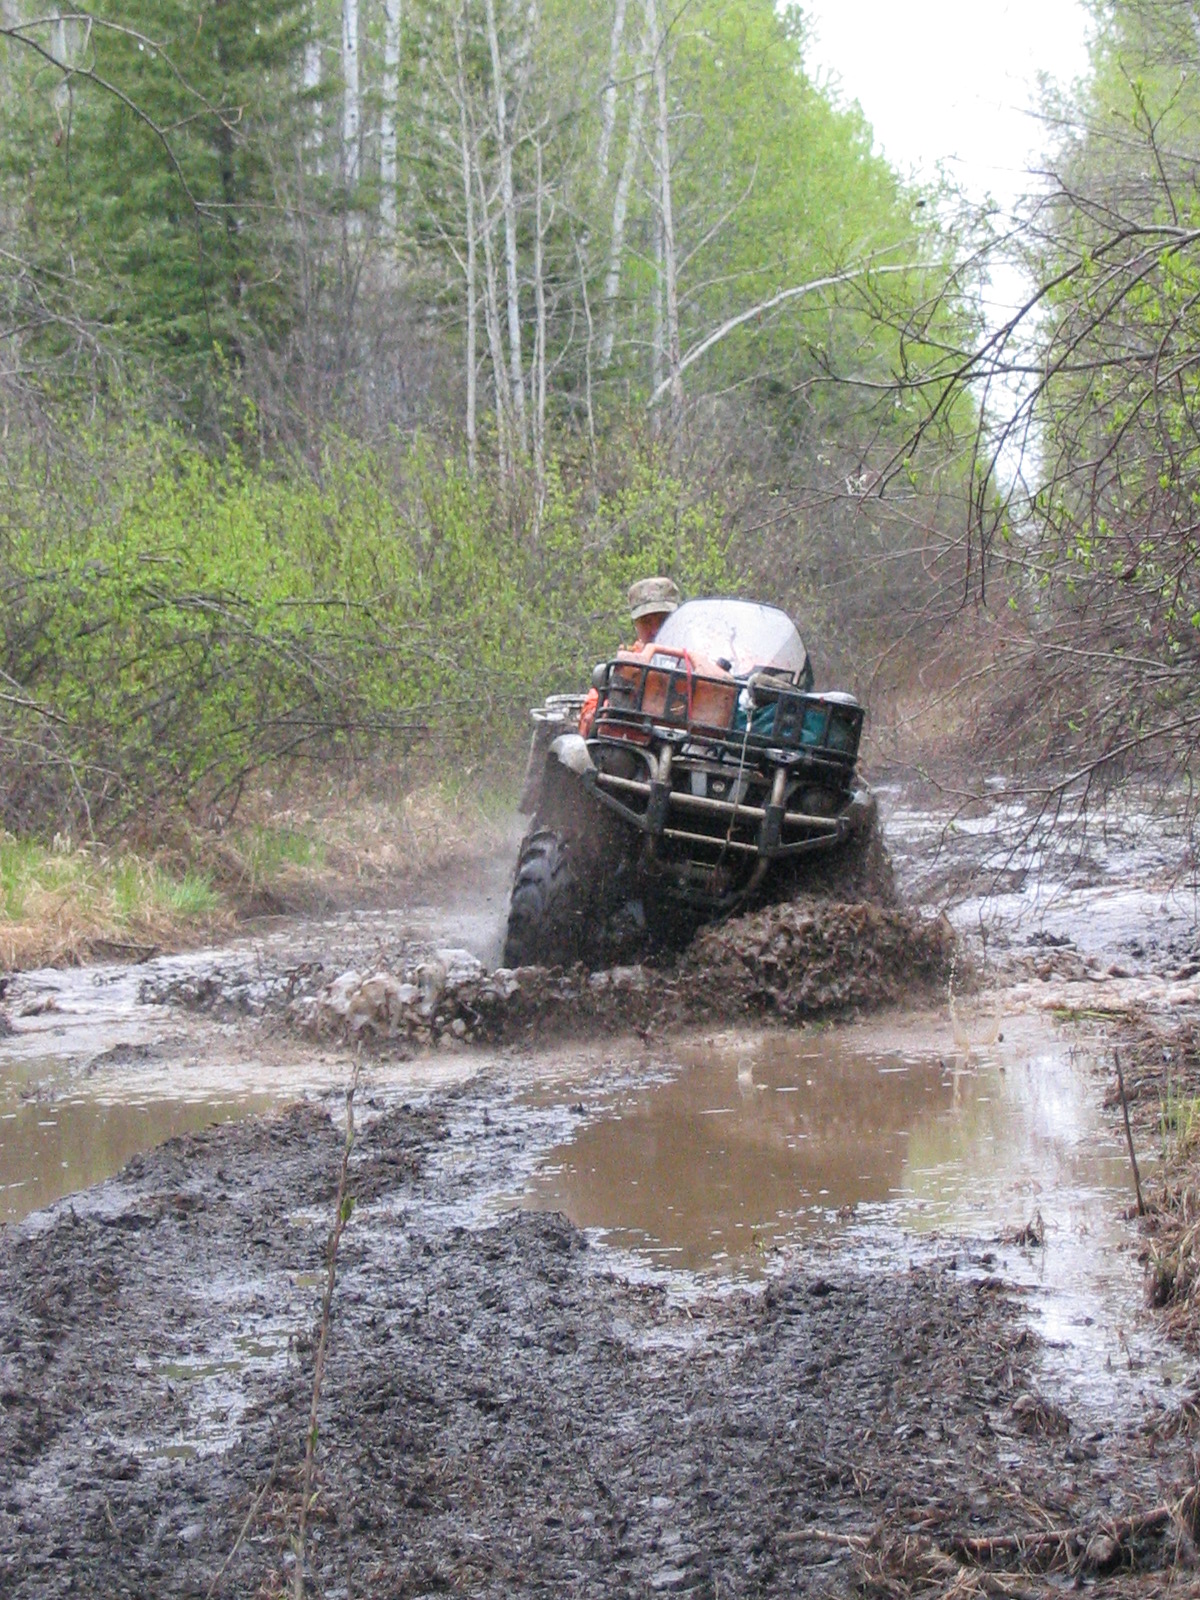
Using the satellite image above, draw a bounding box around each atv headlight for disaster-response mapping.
[592,662,608,691]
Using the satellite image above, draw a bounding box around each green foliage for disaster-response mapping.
[0,0,981,831]
[0,413,734,836]
[235,826,324,879]
[2,0,309,393]
[661,0,949,410]
[0,833,218,923]
[1014,0,1200,764]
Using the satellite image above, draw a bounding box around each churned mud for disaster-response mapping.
[3,782,1200,1596]
[2,1084,1197,1599]
[284,896,955,1052]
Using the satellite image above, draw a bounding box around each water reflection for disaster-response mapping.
[525,1037,948,1269]
[523,1027,1139,1277]
[0,1061,275,1222]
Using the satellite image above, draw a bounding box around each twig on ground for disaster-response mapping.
[1115,1046,1146,1215]
[206,1444,284,1598]
[293,1055,361,1599]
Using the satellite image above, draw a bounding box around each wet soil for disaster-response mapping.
[4,782,1200,1596]
[2,1089,1195,1600]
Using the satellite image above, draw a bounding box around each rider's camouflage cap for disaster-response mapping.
[628,576,681,620]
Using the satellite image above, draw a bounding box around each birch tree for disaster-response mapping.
[647,0,681,420]
[599,4,648,365]
[380,0,402,234]
[484,0,528,450]
[596,0,627,180]
[452,7,478,471]
[342,0,360,186]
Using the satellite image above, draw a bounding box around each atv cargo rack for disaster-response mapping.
[592,649,862,767]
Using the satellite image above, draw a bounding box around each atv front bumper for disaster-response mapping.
[547,733,870,910]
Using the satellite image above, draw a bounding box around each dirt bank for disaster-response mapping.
[2,1088,1195,1600]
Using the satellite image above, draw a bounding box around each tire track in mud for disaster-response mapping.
[1,1082,1195,1598]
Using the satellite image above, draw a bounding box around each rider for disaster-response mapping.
[579,576,680,736]
[627,575,681,646]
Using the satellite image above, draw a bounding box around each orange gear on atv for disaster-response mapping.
[579,639,663,736]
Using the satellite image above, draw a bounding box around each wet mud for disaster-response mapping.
[2,1088,1196,1599]
[274,897,956,1053]
[4,783,1200,1596]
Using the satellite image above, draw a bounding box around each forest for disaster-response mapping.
[1,0,1198,844]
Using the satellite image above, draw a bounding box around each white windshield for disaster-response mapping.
[653,599,809,682]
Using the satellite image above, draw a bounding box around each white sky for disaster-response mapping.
[799,0,1094,212]
[800,0,1096,470]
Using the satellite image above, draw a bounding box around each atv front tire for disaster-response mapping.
[503,828,590,967]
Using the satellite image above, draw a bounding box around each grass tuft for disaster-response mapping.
[0,835,226,969]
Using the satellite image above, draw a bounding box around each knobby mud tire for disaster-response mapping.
[503,828,591,968]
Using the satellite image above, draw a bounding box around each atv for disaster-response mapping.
[504,596,879,967]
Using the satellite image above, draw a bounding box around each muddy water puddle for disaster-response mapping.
[521,1012,1176,1412]
[0,883,509,1224]
[0,1047,282,1222]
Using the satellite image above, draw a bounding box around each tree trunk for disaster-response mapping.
[651,189,664,407]
[600,20,648,367]
[380,0,402,237]
[485,0,527,451]
[533,139,547,506]
[576,234,597,468]
[303,31,322,153]
[453,11,477,474]
[648,0,682,420]
[475,161,511,478]
[342,0,360,188]
[597,0,628,180]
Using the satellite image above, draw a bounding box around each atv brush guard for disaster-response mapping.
[585,657,866,887]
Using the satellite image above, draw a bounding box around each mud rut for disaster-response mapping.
[3,795,1200,1597]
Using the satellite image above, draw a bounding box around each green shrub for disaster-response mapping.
[0,414,734,837]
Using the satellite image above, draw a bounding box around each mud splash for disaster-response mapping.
[292,897,956,1050]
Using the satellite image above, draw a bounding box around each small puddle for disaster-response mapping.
[522,1013,1176,1411]
[0,934,486,1225]
[0,1058,277,1223]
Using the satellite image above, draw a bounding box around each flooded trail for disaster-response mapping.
[0,848,514,1223]
[2,785,1199,1596]
[516,1011,1176,1428]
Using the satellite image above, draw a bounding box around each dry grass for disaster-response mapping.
[212,779,512,907]
[1106,1017,1200,1349]
[790,1485,1200,1597]
[0,778,513,971]
[0,835,229,971]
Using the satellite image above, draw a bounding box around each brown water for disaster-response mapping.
[0,1057,276,1223]
[525,1035,953,1268]
[516,1015,1183,1414]
[524,1018,1135,1268]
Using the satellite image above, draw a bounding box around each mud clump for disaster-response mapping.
[295,898,956,1050]
[676,896,954,1020]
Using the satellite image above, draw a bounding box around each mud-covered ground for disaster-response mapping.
[4,785,1200,1597]
[3,1088,1197,1600]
